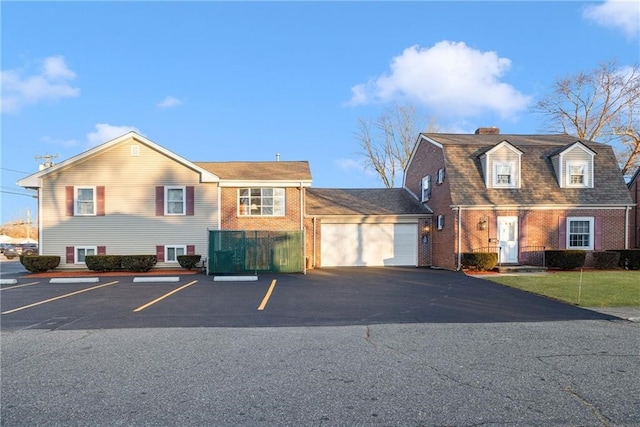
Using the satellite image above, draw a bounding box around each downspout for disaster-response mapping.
[300,182,306,274]
[312,216,317,268]
[456,207,462,271]
[625,205,630,250]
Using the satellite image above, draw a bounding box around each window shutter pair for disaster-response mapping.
[155,186,195,216]
[65,186,105,216]
[558,217,603,250]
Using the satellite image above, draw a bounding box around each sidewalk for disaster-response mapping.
[586,307,640,322]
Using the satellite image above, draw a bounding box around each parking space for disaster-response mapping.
[0,267,616,330]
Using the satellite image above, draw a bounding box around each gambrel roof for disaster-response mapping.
[420,133,633,207]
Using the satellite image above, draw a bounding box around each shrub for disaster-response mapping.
[121,255,157,272]
[545,250,586,270]
[591,251,620,270]
[177,254,202,270]
[20,255,60,273]
[612,249,640,270]
[461,252,498,271]
[85,255,123,272]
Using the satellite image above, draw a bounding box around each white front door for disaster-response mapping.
[497,216,518,264]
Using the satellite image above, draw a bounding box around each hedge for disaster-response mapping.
[85,255,123,272]
[461,252,498,271]
[20,255,60,273]
[120,255,157,272]
[612,249,640,270]
[591,251,620,270]
[177,255,202,270]
[545,250,586,270]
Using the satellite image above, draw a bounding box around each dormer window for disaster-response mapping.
[567,161,587,187]
[552,142,595,188]
[480,141,522,189]
[493,161,516,188]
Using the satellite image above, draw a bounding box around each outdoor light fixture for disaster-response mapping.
[478,216,488,230]
[422,224,431,245]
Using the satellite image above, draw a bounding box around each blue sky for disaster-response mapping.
[2,0,639,223]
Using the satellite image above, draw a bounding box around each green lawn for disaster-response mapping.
[483,270,640,307]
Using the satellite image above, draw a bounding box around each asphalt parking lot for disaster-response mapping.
[1,264,616,330]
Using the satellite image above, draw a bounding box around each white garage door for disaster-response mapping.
[321,223,417,267]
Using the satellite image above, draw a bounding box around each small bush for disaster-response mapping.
[177,254,202,270]
[545,250,586,270]
[121,255,157,272]
[612,249,640,270]
[85,255,123,272]
[592,251,620,270]
[461,252,498,271]
[20,255,60,273]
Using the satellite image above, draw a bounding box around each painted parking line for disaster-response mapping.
[258,279,277,311]
[133,280,198,312]
[1,281,120,315]
[0,281,41,291]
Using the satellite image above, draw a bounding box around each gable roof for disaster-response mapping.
[306,188,432,216]
[18,132,219,188]
[420,133,633,207]
[194,161,311,185]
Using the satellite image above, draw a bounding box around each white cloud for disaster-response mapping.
[583,0,640,38]
[86,123,142,147]
[1,55,79,113]
[40,135,79,149]
[156,96,182,108]
[347,41,532,119]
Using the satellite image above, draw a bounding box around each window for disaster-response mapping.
[165,186,185,215]
[567,217,594,250]
[238,188,285,216]
[493,162,515,187]
[421,176,431,202]
[165,245,186,262]
[567,161,588,187]
[75,187,96,215]
[76,246,96,264]
[437,214,445,230]
[436,168,445,184]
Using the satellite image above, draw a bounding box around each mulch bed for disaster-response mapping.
[25,269,202,278]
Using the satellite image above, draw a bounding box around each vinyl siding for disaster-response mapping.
[485,146,521,188]
[559,146,594,188]
[39,139,219,268]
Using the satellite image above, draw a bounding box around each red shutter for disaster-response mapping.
[66,186,74,216]
[66,246,75,264]
[156,186,164,216]
[594,217,603,250]
[97,186,105,216]
[186,186,195,216]
[97,246,106,255]
[558,217,566,249]
[187,245,195,255]
[156,245,165,263]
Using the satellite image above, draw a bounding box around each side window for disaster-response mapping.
[238,188,286,216]
[165,186,185,215]
[567,217,594,250]
[437,214,445,230]
[76,246,97,264]
[421,176,431,202]
[436,168,445,185]
[165,245,186,262]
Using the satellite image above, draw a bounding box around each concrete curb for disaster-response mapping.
[133,277,180,283]
[213,276,258,282]
[50,278,100,284]
[0,279,18,285]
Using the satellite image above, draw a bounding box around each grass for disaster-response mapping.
[483,270,640,307]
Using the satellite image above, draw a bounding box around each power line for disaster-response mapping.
[1,167,32,175]
[0,190,37,198]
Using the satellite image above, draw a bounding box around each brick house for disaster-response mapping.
[403,128,635,270]
[629,167,640,249]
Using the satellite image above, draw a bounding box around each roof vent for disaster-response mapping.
[475,127,500,135]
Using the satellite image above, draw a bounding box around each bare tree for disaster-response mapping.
[355,104,441,188]
[535,61,640,177]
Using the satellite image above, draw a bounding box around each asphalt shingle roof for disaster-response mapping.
[306,188,432,216]
[421,133,633,206]
[194,161,311,181]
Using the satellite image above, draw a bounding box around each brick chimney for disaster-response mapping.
[475,127,500,135]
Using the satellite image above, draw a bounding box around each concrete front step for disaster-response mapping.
[497,265,547,274]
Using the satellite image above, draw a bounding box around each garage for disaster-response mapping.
[320,222,418,267]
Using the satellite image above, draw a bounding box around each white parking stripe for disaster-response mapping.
[0,281,41,291]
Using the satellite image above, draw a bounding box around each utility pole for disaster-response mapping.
[35,153,58,170]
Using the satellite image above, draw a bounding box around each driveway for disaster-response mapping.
[0,266,615,330]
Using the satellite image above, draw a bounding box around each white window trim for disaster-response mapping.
[237,188,286,217]
[567,217,594,250]
[566,160,590,188]
[436,214,444,230]
[74,186,96,216]
[165,245,186,263]
[492,161,517,188]
[421,176,431,202]
[165,186,186,216]
[75,246,97,264]
[436,168,445,185]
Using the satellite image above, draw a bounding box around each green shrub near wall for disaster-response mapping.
[121,255,157,272]
[612,249,640,270]
[20,255,60,273]
[545,250,586,270]
[592,251,620,270]
[461,252,498,271]
[85,255,123,272]
[177,255,201,270]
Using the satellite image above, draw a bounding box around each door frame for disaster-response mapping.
[497,216,518,264]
